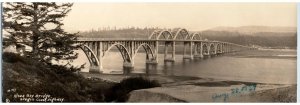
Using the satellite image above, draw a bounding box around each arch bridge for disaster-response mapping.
[77,28,255,73]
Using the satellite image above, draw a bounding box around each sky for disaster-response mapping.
[62,3,297,32]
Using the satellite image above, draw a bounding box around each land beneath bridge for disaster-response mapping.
[81,72,296,102]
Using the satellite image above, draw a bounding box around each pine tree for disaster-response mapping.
[3,2,80,64]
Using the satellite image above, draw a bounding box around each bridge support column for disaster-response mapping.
[224,44,228,53]
[221,43,225,53]
[123,61,134,74]
[154,41,159,64]
[183,42,194,60]
[204,44,211,58]
[164,41,175,62]
[213,43,218,56]
[189,42,194,59]
[86,41,102,73]
[97,42,103,71]
[146,59,158,64]
[90,65,101,73]
[193,43,203,59]
[172,41,176,61]
[199,42,204,58]
[164,42,168,60]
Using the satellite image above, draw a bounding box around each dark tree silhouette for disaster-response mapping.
[3,2,80,63]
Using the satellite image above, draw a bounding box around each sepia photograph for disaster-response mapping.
[1,2,297,102]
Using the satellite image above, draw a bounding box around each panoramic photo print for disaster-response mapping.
[1,2,297,102]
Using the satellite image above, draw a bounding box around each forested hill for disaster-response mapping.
[207,26,296,34]
[78,26,297,49]
[200,31,296,49]
[79,27,158,38]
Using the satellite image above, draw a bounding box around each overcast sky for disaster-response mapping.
[62,3,297,32]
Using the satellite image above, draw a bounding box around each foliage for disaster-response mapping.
[2,52,115,102]
[3,2,80,64]
[79,27,160,38]
[104,76,161,102]
[2,52,27,63]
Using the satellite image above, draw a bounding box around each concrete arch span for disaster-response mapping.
[79,45,101,72]
[149,30,173,40]
[172,28,190,40]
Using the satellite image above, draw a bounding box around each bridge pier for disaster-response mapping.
[89,65,102,73]
[194,54,203,59]
[210,54,216,57]
[123,61,134,74]
[164,41,175,62]
[203,54,211,58]
[164,58,175,62]
[182,42,194,60]
[146,59,158,65]
[216,52,223,56]
[183,55,194,60]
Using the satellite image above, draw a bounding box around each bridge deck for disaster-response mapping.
[77,38,248,47]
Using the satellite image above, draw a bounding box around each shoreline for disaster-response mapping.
[81,72,296,102]
[80,72,296,86]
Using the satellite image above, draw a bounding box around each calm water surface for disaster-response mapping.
[71,49,296,84]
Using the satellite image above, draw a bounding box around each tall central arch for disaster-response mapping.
[172,28,194,59]
[172,28,190,40]
[148,30,175,62]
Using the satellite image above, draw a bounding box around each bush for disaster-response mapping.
[104,77,161,102]
[2,52,27,63]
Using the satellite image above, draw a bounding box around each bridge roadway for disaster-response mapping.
[76,28,255,73]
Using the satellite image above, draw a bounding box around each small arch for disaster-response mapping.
[209,43,216,54]
[202,43,209,55]
[216,44,222,53]
[190,32,202,40]
[172,28,190,40]
[104,43,132,62]
[133,43,155,59]
[79,45,100,66]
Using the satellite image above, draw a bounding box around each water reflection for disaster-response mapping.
[145,63,158,75]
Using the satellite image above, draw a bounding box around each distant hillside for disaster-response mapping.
[201,30,296,49]
[206,26,296,35]
[79,27,158,39]
[78,26,297,49]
